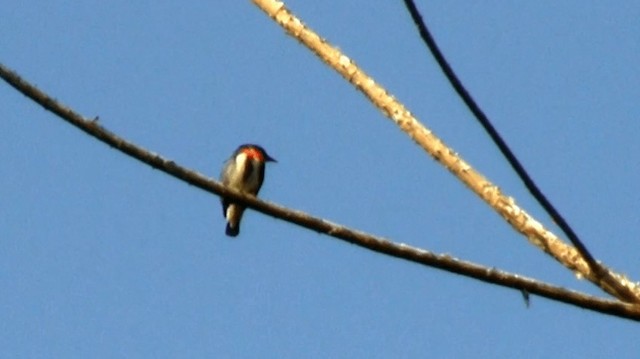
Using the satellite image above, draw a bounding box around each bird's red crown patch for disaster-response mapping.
[242,147,265,162]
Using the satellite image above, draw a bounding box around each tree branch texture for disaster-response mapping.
[2,62,640,321]
[251,0,640,303]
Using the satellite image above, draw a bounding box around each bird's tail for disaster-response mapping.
[225,223,239,237]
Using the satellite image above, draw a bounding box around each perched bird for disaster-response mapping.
[219,144,276,237]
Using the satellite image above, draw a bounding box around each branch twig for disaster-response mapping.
[1,62,640,321]
[400,0,630,303]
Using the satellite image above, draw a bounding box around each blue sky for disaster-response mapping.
[2,1,639,357]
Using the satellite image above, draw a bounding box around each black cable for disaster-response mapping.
[400,1,603,279]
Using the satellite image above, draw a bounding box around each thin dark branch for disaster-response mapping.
[2,62,639,321]
[400,0,636,302]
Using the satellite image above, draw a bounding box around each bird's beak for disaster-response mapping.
[266,154,277,163]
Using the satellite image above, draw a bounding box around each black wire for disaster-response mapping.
[400,1,601,273]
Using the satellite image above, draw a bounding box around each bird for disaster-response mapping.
[219,144,276,237]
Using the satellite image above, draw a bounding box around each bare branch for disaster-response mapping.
[250,0,640,303]
[400,0,628,305]
[2,62,640,321]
